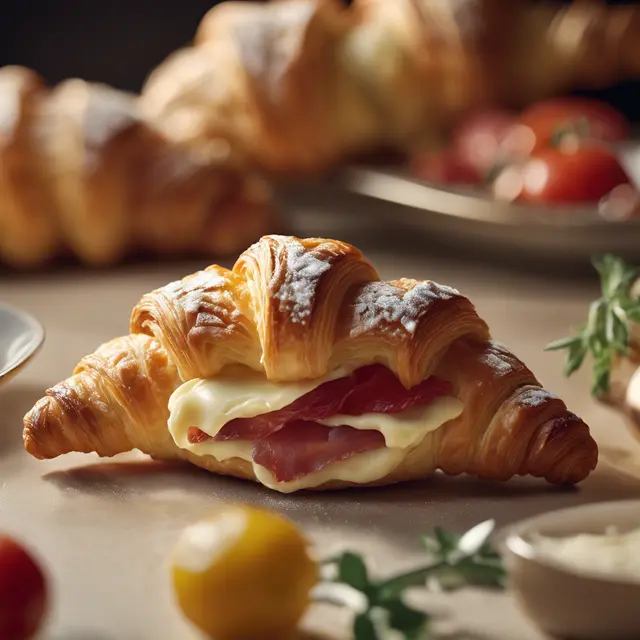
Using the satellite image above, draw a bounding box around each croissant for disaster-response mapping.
[140,0,376,175]
[141,0,640,173]
[0,65,273,268]
[23,235,598,493]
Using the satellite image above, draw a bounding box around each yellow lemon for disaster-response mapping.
[171,504,318,639]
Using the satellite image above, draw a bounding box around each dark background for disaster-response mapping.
[0,0,638,120]
[0,0,221,92]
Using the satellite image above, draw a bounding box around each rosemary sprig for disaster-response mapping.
[545,254,640,397]
[314,520,505,640]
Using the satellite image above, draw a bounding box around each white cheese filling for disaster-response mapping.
[168,366,463,493]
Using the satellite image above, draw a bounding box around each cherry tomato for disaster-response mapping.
[451,109,535,177]
[0,536,48,640]
[410,149,481,185]
[495,146,631,205]
[519,98,630,151]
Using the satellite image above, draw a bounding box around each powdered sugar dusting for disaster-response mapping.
[161,270,243,334]
[271,239,333,325]
[480,343,517,375]
[481,351,513,374]
[518,386,558,407]
[83,83,140,150]
[164,271,226,313]
[234,2,315,103]
[350,281,460,338]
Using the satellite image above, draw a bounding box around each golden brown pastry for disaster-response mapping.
[23,235,598,493]
[141,0,640,172]
[0,66,273,268]
[141,0,380,174]
[0,67,60,266]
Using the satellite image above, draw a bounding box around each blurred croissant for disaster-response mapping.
[3,0,638,266]
[141,0,640,173]
[23,235,598,493]
[0,66,274,268]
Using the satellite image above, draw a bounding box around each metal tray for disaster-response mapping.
[341,164,640,261]
[278,145,640,269]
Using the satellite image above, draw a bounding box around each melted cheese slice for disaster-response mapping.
[168,367,463,493]
[168,365,348,445]
[185,440,407,494]
[318,400,462,449]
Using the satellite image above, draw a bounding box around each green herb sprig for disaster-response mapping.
[545,254,640,397]
[549,116,592,148]
[314,519,505,640]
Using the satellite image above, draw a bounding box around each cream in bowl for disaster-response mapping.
[533,526,640,584]
[500,500,640,640]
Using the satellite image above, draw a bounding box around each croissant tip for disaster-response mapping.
[23,433,46,460]
[22,396,57,460]
[542,416,599,486]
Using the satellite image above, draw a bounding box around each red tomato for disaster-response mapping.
[0,536,48,640]
[410,148,481,185]
[519,98,630,151]
[498,146,631,205]
[451,109,535,176]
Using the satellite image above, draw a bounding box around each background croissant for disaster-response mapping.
[142,0,640,174]
[0,65,273,268]
[23,235,598,491]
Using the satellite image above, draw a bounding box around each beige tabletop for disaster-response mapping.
[2,228,640,640]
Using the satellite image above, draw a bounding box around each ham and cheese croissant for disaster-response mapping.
[0,66,273,268]
[23,235,598,493]
[141,0,640,173]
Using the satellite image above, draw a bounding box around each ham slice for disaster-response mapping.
[186,365,452,484]
[252,421,386,483]
[340,365,452,415]
[213,365,452,441]
[214,375,356,441]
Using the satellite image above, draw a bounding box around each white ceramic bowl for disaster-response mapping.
[0,304,45,385]
[500,500,640,640]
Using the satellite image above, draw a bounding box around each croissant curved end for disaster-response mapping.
[23,390,134,461]
[23,396,66,460]
[525,414,599,486]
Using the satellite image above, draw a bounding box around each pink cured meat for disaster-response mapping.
[212,365,452,441]
[186,365,453,483]
[214,375,356,441]
[252,421,386,483]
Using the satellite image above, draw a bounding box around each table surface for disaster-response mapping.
[2,229,640,640]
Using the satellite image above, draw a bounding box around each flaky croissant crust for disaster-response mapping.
[131,235,487,387]
[142,0,640,174]
[0,65,273,268]
[24,235,598,489]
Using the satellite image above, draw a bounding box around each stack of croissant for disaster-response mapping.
[1,0,639,268]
